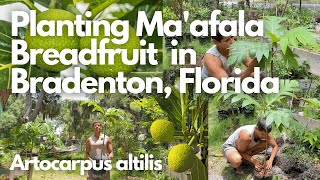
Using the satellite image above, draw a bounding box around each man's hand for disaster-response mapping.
[250,57,258,67]
[251,157,263,171]
[266,159,273,170]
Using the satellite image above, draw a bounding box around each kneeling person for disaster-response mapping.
[222,119,278,172]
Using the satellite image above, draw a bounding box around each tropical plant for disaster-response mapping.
[6,121,62,153]
[219,80,300,132]
[302,128,320,152]
[154,87,208,180]
[228,16,318,77]
[0,94,25,138]
[303,98,320,120]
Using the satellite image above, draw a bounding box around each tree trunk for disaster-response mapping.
[299,0,302,12]
[23,90,32,122]
[246,0,250,8]
[0,89,11,111]
[27,164,33,180]
[23,89,46,122]
[29,89,45,121]
[281,0,289,16]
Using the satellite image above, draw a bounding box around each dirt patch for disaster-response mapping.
[208,154,227,179]
[296,163,320,180]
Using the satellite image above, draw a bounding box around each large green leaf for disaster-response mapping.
[180,85,189,133]
[228,41,270,66]
[222,92,261,109]
[96,0,145,20]
[61,0,75,9]
[265,80,299,107]
[266,109,293,131]
[279,27,317,54]
[0,20,25,61]
[280,47,299,69]
[190,156,207,180]
[0,0,24,5]
[0,20,14,62]
[154,87,183,128]
[34,0,50,8]
[84,0,115,8]
[86,0,119,19]
[0,20,25,89]
[263,16,286,39]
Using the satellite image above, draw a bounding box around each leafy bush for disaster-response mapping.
[105,119,138,161]
[188,40,212,56]
[291,123,320,153]
[59,152,86,160]
[303,98,320,120]
[0,95,25,138]
[303,128,320,152]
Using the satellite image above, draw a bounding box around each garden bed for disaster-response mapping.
[293,113,320,129]
[292,47,320,76]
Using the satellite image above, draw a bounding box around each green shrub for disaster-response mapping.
[59,152,86,160]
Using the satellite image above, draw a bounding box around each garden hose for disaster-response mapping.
[211,153,224,157]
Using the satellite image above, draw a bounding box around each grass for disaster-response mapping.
[1,160,165,180]
[32,169,87,180]
[208,98,259,153]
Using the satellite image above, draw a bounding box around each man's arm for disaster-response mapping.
[266,134,279,169]
[86,139,92,160]
[236,130,253,162]
[240,56,258,79]
[204,54,258,80]
[243,55,254,67]
[107,138,113,160]
[203,54,229,80]
[237,130,263,170]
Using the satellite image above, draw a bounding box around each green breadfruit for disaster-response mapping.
[168,144,195,172]
[80,24,141,77]
[24,9,79,72]
[150,119,175,143]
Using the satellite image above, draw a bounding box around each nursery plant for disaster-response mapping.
[219,80,300,132]
[302,128,320,152]
[228,16,318,77]
[303,98,320,120]
[291,120,320,152]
